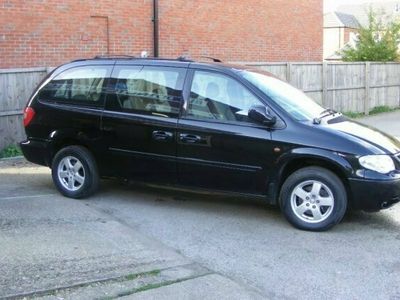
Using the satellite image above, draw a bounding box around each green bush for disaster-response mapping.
[340,9,400,62]
[0,145,23,159]
[343,105,399,118]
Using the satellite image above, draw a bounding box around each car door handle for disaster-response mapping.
[152,130,173,141]
[179,133,202,144]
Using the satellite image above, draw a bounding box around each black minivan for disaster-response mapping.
[20,57,400,231]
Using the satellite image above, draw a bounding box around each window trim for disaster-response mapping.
[181,68,270,127]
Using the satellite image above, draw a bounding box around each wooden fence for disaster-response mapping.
[1,62,400,150]
[244,62,400,114]
[0,67,49,150]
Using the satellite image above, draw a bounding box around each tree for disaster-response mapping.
[340,10,400,61]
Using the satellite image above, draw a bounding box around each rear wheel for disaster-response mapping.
[280,167,347,231]
[51,146,99,198]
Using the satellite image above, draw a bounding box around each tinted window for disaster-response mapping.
[107,66,186,118]
[39,66,109,106]
[187,71,263,123]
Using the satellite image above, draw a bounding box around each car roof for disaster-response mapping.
[67,56,249,70]
[59,56,274,78]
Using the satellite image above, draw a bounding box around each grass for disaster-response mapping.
[114,277,196,298]
[29,269,162,300]
[369,105,399,115]
[343,111,365,119]
[123,269,160,281]
[0,144,22,159]
[343,105,400,119]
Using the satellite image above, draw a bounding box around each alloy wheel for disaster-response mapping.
[290,180,335,224]
[57,156,85,192]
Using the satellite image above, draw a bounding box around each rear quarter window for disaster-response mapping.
[39,66,111,106]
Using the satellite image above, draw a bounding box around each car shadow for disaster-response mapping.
[342,208,400,231]
[96,178,400,233]
[2,164,399,233]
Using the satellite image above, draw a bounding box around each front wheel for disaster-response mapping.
[51,146,99,199]
[280,167,347,231]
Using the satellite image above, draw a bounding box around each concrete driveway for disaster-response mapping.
[0,161,262,299]
[1,111,400,299]
[357,110,400,139]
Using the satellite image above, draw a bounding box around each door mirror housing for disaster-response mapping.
[248,105,277,126]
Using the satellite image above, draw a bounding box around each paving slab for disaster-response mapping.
[36,264,212,300]
[0,161,192,298]
[123,274,264,300]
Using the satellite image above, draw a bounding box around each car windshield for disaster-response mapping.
[240,70,325,121]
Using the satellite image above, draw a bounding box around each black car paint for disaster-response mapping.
[21,58,400,211]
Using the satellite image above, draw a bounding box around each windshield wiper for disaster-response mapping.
[313,108,338,124]
[319,108,337,118]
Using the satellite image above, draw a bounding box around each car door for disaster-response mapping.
[176,69,275,195]
[101,64,187,183]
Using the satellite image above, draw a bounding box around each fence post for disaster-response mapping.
[322,62,328,108]
[364,62,370,115]
[286,62,292,83]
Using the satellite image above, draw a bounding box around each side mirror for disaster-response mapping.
[248,105,277,126]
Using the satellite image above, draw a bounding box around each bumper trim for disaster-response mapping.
[20,139,52,167]
[349,177,400,211]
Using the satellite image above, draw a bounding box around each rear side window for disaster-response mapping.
[106,66,186,118]
[39,66,110,106]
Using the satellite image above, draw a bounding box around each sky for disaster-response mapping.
[324,0,387,12]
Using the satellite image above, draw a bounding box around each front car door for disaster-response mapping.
[176,68,275,195]
[101,63,187,183]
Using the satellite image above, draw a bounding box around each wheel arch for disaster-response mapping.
[48,130,93,165]
[272,148,355,207]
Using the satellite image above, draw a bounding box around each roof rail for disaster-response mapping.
[94,55,136,59]
[70,58,88,62]
[200,56,222,63]
[71,55,194,63]
[176,56,194,62]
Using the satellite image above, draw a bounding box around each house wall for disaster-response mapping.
[324,27,342,59]
[0,0,153,68]
[324,26,358,59]
[158,0,323,62]
[344,28,358,45]
[0,0,323,68]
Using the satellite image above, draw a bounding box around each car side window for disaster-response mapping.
[187,70,264,123]
[107,66,186,118]
[39,66,109,106]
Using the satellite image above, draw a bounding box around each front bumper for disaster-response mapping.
[349,176,400,211]
[20,139,53,167]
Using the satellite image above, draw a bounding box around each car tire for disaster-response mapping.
[51,145,99,199]
[280,166,347,231]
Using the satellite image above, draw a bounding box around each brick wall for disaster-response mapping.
[159,0,323,62]
[0,0,322,68]
[0,0,153,68]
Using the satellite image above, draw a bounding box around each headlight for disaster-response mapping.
[359,155,396,174]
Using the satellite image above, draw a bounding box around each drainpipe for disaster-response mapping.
[152,0,159,57]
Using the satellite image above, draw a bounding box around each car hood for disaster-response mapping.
[324,118,400,154]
